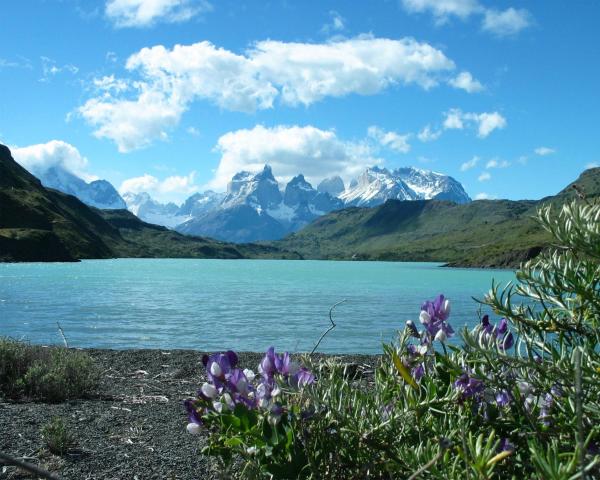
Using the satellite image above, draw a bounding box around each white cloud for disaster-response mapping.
[475,192,495,200]
[478,171,491,182]
[79,36,472,151]
[534,146,555,156]
[210,125,381,191]
[11,140,96,181]
[443,109,465,130]
[586,162,599,170]
[482,8,532,37]
[470,112,507,137]
[321,10,346,34]
[448,71,483,92]
[460,155,479,171]
[40,56,78,82]
[400,0,481,24]
[79,90,184,152]
[186,126,200,136]
[485,158,510,169]
[105,0,212,28]
[443,109,506,138]
[401,1,532,37]
[368,126,411,153]
[417,124,442,142]
[119,171,198,203]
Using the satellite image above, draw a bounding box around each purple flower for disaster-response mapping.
[202,351,238,384]
[184,399,203,425]
[499,438,515,452]
[421,294,450,322]
[420,295,454,341]
[454,373,485,402]
[292,367,315,388]
[412,363,425,381]
[481,315,494,335]
[259,347,277,378]
[495,389,511,407]
[275,351,298,376]
[227,368,249,395]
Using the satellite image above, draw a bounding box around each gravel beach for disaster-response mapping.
[0,348,380,480]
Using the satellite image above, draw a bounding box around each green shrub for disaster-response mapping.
[41,417,75,455]
[0,339,100,401]
[186,199,600,479]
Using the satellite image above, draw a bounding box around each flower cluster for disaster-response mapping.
[479,315,514,350]
[419,294,454,343]
[400,294,454,382]
[185,347,315,434]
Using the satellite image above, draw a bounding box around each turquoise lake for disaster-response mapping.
[0,259,515,354]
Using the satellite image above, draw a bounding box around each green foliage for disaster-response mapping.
[192,199,600,478]
[41,417,75,455]
[0,338,100,401]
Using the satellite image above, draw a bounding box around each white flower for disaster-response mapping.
[222,393,234,408]
[246,446,258,455]
[186,422,201,435]
[419,311,431,324]
[213,401,224,413]
[271,385,281,397]
[443,299,451,316]
[434,329,447,343]
[210,362,222,377]
[236,378,248,394]
[243,368,256,382]
[201,382,218,399]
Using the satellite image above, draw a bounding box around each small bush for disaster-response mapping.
[0,339,100,401]
[41,417,75,455]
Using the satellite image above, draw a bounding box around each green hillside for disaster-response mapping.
[0,144,293,262]
[274,167,600,268]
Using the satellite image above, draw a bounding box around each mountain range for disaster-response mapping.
[0,144,292,262]
[3,142,599,267]
[273,166,600,267]
[32,161,471,243]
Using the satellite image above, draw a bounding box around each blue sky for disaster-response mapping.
[1,0,599,203]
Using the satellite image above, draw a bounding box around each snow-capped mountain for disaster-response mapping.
[317,176,345,197]
[177,166,342,242]
[341,167,470,207]
[117,164,470,243]
[35,166,126,209]
[178,191,225,218]
[394,167,471,204]
[121,192,189,229]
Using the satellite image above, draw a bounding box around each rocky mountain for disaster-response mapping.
[177,167,343,242]
[35,165,127,209]
[0,144,291,262]
[120,164,470,243]
[122,192,188,229]
[317,176,345,197]
[340,167,470,206]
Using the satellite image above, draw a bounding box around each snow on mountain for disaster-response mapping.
[122,192,189,228]
[340,167,419,207]
[317,176,345,197]
[341,166,471,207]
[35,166,126,209]
[394,167,471,204]
[177,167,343,242]
[177,191,225,218]
[122,164,470,241]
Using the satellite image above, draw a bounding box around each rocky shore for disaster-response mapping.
[0,348,379,480]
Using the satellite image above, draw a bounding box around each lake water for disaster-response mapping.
[0,259,515,354]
